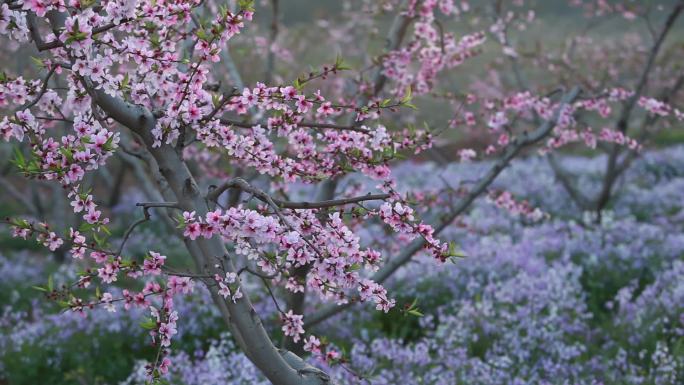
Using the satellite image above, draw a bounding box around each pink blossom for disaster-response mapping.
[281,310,305,342]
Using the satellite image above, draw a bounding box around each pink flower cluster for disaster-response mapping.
[303,335,342,364]
[181,207,395,309]
[216,271,242,303]
[0,3,29,41]
[489,191,546,221]
[382,1,485,95]
[192,83,432,182]
[281,310,305,342]
[378,201,450,261]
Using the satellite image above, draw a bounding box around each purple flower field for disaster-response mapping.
[3,146,683,384]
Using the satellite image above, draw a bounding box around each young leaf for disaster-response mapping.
[401,86,412,104]
[139,317,158,330]
[12,147,25,169]
[30,56,44,69]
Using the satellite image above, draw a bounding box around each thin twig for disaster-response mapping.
[220,118,371,134]
[116,202,180,255]
[207,179,388,209]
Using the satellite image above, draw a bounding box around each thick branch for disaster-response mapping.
[365,0,416,102]
[265,0,280,84]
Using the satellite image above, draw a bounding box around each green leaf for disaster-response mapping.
[238,0,255,12]
[47,275,54,292]
[219,4,228,18]
[32,285,47,292]
[175,213,186,228]
[59,147,74,162]
[100,225,111,236]
[448,241,465,258]
[352,206,367,216]
[293,77,303,91]
[120,73,130,90]
[12,147,25,169]
[348,263,362,271]
[410,297,418,308]
[139,317,157,330]
[120,259,133,268]
[102,135,115,152]
[196,28,208,41]
[80,0,96,8]
[30,56,44,69]
[25,160,37,174]
[334,55,352,71]
[14,218,30,228]
[79,222,95,232]
[407,309,424,317]
[401,86,412,104]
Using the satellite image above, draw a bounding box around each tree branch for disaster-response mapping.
[265,0,280,84]
[547,153,593,210]
[220,118,371,133]
[207,178,388,209]
[595,2,683,217]
[615,1,683,135]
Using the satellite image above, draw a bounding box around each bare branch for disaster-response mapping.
[0,175,39,216]
[547,153,593,210]
[265,0,280,84]
[595,3,683,217]
[616,1,683,134]
[135,202,181,209]
[116,202,180,256]
[364,0,416,103]
[220,118,371,134]
[207,178,389,209]
[16,65,57,112]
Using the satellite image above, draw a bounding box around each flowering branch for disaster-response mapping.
[304,86,582,328]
